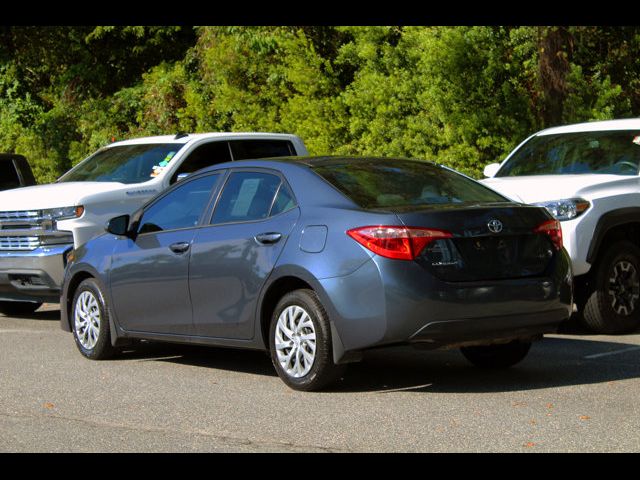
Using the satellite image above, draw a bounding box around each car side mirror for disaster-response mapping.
[106,215,131,237]
[483,163,501,178]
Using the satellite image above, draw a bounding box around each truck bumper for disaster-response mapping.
[0,244,72,303]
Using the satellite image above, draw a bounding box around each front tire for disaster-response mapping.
[71,278,115,360]
[582,241,640,334]
[461,340,532,369]
[269,289,345,391]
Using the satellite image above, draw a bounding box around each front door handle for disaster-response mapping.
[255,232,282,245]
[169,242,191,254]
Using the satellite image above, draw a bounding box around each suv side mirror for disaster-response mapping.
[106,215,130,236]
[483,163,501,178]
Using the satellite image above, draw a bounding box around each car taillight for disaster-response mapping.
[346,226,453,260]
[534,219,563,250]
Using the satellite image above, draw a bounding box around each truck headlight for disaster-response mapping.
[41,206,84,221]
[534,198,590,221]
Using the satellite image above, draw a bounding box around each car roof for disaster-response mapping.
[107,132,302,147]
[537,118,640,136]
[199,156,439,173]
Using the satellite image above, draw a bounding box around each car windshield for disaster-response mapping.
[313,159,509,210]
[59,143,182,184]
[497,130,640,177]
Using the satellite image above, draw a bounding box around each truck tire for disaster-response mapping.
[582,241,640,334]
[0,301,42,316]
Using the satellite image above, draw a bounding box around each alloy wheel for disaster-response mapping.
[607,260,640,316]
[74,291,101,350]
[274,305,317,378]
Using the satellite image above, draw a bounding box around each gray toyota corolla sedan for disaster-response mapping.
[60,157,572,391]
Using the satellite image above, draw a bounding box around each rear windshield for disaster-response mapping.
[497,130,640,177]
[0,159,21,190]
[313,159,509,209]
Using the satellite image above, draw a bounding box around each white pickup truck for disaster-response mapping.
[0,132,308,315]
[482,119,640,334]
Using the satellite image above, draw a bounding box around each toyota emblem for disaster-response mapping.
[487,219,503,233]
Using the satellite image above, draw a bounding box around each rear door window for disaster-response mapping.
[211,171,283,224]
[170,141,232,184]
[229,140,294,160]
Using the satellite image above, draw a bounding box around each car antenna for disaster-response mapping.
[174,132,189,140]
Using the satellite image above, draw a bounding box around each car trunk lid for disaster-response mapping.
[393,203,559,282]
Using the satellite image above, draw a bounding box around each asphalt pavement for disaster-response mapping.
[1,304,639,452]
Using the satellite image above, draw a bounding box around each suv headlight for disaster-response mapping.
[41,206,84,221]
[534,198,590,221]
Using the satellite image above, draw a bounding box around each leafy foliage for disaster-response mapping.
[0,26,639,183]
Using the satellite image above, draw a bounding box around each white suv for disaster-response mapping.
[482,119,640,334]
[0,132,308,315]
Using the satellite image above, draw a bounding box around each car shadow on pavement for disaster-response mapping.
[326,335,640,394]
[110,333,640,394]
[3,308,61,322]
[13,305,640,394]
[116,342,279,378]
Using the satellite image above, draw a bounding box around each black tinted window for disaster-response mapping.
[171,141,232,183]
[212,172,281,224]
[313,160,508,209]
[229,140,294,160]
[139,174,220,234]
[498,130,640,177]
[0,159,21,190]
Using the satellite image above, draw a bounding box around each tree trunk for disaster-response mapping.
[538,26,574,127]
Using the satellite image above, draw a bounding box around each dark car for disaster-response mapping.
[60,157,572,391]
[0,154,36,191]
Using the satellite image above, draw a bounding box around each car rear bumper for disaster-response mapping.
[319,250,573,360]
[0,245,72,303]
[408,308,566,349]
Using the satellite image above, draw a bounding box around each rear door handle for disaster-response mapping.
[255,232,282,245]
[169,242,191,254]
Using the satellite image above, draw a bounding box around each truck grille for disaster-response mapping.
[0,236,41,251]
[0,210,41,221]
[0,211,46,251]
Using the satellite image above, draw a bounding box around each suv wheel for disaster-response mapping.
[71,278,115,360]
[461,340,532,369]
[582,241,640,334]
[0,301,42,316]
[269,289,346,391]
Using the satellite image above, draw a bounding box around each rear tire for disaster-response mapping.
[269,289,346,391]
[582,241,640,334]
[461,340,532,369]
[0,301,42,316]
[71,278,115,360]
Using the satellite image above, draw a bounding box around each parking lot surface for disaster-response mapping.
[1,304,639,452]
